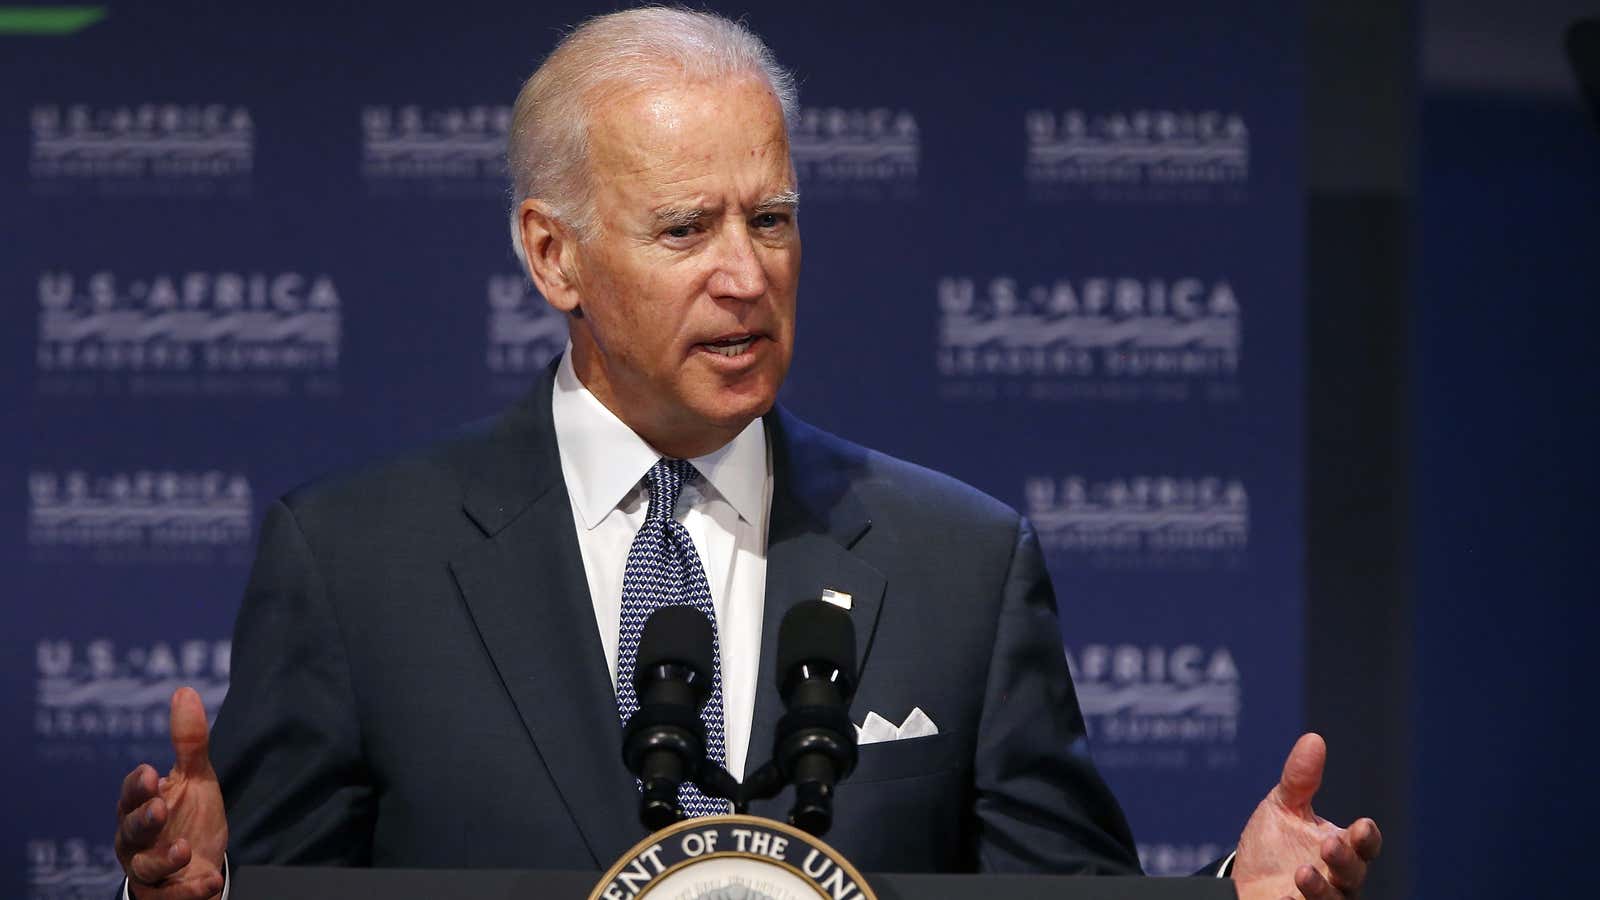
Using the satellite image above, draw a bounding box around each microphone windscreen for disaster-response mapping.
[776,599,857,687]
[637,604,716,681]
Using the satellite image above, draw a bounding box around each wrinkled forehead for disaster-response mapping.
[584,75,794,198]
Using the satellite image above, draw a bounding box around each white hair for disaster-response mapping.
[506,6,799,267]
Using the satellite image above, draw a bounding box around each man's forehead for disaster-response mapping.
[593,72,782,126]
[586,77,793,195]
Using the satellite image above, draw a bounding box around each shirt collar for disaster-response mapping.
[551,348,768,530]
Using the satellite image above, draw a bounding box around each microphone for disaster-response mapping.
[773,599,859,836]
[622,605,716,832]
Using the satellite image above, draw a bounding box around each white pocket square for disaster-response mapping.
[854,707,939,745]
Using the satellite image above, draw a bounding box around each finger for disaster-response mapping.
[1322,833,1367,893]
[1350,817,1383,861]
[150,872,228,900]
[117,796,166,854]
[1294,862,1341,900]
[128,837,191,885]
[170,687,214,777]
[166,872,228,900]
[118,764,158,817]
[146,863,227,900]
[1272,732,1326,814]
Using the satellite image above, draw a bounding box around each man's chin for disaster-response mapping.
[684,381,779,430]
[697,395,776,432]
[696,360,783,409]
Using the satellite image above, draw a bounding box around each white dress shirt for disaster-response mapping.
[550,349,772,782]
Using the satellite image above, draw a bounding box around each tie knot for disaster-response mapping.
[642,458,696,521]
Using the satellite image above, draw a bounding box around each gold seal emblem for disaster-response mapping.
[589,814,877,900]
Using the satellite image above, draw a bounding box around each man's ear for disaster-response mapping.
[516,198,583,315]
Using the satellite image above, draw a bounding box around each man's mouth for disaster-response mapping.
[698,334,758,357]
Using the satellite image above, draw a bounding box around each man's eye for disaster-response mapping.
[664,225,694,239]
[753,212,785,229]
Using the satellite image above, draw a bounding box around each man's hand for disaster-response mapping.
[1232,733,1382,900]
[114,687,228,900]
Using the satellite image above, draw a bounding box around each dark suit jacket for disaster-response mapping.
[211,362,1142,874]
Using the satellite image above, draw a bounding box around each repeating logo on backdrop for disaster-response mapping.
[790,107,919,200]
[936,275,1241,402]
[1025,475,1248,569]
[485,274,565,395]
[29,104,253,196]
[35,270,342,397]
[27,470,252,565]
[1137,842,1229,877]
[1066,643,1241,771]
[26,839,122,900]
[35,639,230,764]
[362,105,510,195]
[1025,109,1248,204]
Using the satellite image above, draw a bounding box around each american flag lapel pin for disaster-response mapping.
[820,588,852,611]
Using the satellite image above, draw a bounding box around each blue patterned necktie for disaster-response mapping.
[615,458,730,818]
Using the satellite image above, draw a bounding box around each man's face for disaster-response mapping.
[566,75,800,457]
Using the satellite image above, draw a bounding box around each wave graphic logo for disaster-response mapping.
[1066,644,1241,765]
[1075,679,1241,718]
[28,470,251,557]
[791,107,918,186]
[30,104,253,184]
[486,274,565,375]
[39,311,336,344]
[362,105,509,183]
[1069,644,1241,718]
[1138,843,1230,877]
[1026,109,1248,186]
[938,277,1241,378]
[36,271,341,373]
[1026,475,1248,560]
[27,839,123,900]
[35,640,230,747]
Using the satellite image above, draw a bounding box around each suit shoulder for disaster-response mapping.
[776,411,1021,536]
[277,416,500,531]
[863,446,1018,528]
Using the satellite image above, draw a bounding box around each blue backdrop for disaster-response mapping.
[2,2,1304,895]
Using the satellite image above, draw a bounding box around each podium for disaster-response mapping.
[233,865,1239,899]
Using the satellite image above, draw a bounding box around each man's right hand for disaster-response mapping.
[115,687,228,900]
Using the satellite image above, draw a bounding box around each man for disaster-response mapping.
[112,8,1380,900]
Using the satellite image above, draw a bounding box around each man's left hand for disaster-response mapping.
[1232,733,1382,900]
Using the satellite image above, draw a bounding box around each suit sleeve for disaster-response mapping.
[971,517,1144,874]
[209,498,375,865]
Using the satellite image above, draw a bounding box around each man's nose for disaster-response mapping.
[706,228,768,301]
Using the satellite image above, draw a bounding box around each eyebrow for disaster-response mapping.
[754,190,801,212]
[650,205,710,230]
[648,191,801,230]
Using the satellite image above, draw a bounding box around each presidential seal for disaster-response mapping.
[589,814,877,900]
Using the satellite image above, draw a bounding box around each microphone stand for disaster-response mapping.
[693,759,787,815]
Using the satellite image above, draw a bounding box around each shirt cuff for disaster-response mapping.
[124,851,228,890]
[1217,849,1238,878]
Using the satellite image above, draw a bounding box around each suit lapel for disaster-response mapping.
[447,365,639,866]
[746,409,887,781]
